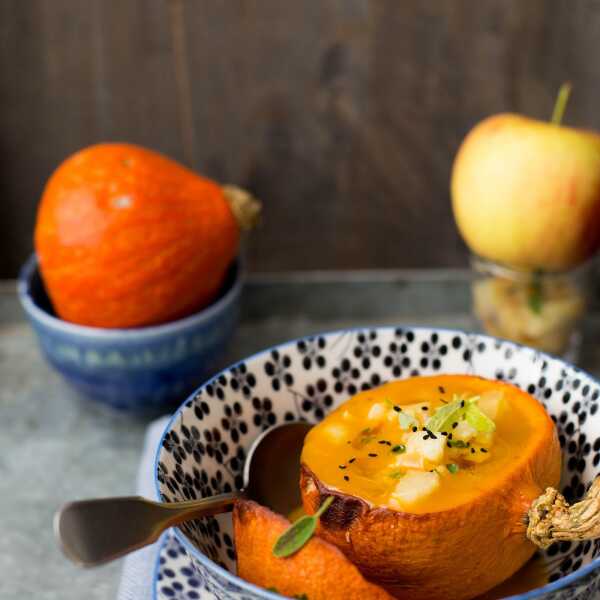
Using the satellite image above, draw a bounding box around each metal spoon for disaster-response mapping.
[55,421,312,567]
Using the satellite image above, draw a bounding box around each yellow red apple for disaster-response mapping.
[451,112,600,271]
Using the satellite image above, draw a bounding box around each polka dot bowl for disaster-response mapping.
[154,327,600,599]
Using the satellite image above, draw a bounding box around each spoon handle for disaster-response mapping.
[55,493,240,567]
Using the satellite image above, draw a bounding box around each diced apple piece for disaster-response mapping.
[478,391,505,421]
[401,403,431,426]
[453,420,478,442]
[405,431,446,465]
[367,403,386,422]
[323,423,348,443]
[391,471,440,506]
[394,452,425,470]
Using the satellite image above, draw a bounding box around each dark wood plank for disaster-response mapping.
[179,0,600,272]
[0,0,183,278]
[3,0,600,277]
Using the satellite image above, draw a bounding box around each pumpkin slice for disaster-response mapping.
[300,375,562,600]
[233,499,394,600]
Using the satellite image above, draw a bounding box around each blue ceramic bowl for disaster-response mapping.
[155,327,600,599]
[18,254,242,413]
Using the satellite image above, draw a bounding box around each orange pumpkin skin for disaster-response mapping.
[233,499,394,600]
[300,376,561,600]
[34,143,239,328]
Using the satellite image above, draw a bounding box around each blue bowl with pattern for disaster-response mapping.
[18,254,242,413]
[154,327,600,599]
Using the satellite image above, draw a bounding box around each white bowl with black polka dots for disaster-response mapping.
[154,327,600,600]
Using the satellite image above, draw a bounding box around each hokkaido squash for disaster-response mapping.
[300,375,564,600]
[233,499,394,600]
[34,143,260,328]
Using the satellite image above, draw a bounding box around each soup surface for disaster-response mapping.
[302,375,550,513]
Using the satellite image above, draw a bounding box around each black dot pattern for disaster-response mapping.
[156,328,600,599]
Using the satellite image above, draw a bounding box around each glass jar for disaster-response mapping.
[470,256,594,359]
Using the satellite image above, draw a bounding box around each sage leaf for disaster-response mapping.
[272,496,333,558]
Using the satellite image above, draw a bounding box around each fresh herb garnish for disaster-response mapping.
[465,403,496,433]
[391,444,406,454]
[273,496,334,558]
[359,427,376,445]
[426,395,464,432]
[447,463,459,474]
[398,411,418,430]
[448,439,468,448]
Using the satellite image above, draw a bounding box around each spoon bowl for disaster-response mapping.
[55,421,312,566]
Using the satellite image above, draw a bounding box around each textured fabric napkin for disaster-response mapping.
[116,416,171,600]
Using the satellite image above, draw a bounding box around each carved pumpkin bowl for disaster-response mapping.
[18,254,242,413]
[154,327,600,600]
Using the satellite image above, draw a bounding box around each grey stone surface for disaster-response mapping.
[1,273,599,599]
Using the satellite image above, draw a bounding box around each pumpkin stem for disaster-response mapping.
[527,478,600,548]
[222,185,262,231]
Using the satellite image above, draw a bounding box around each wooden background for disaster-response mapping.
[2,0,600,278]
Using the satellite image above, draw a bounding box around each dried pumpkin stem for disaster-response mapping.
[222,184,262,231]
[527,478,600,549]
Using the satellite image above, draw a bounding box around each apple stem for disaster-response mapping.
[551,82,572,126]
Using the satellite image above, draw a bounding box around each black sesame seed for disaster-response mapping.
[393,406,401,412]
[368,453,378,458]
[446,441,452,448]
[448,433,453,440]
[378,440,390,445]
[344,475,350,481]
[412,426,418,432]
[438,386,446,394]
[460,400,465,408]
[452,422,458,429]
[471,448,475,454]
[422,406,429,411]
[424,428,437,439]
[481,448,488,453]
[349,457,356,463]
[441,431,448,436]
[339,465,347,469]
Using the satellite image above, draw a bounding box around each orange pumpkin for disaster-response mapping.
[233,499,394,600]
[300,375,562,600]
[34,143,260,328]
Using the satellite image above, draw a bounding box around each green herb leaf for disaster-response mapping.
[426,395,464,432]
[528,271,543,314]
[448,439,468,449]
[465,404,496,433]
[446,463,459,474]
[389,470,405,479]
[272,497,334,558]
[391,444,406,454]
[398,412,418,430]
